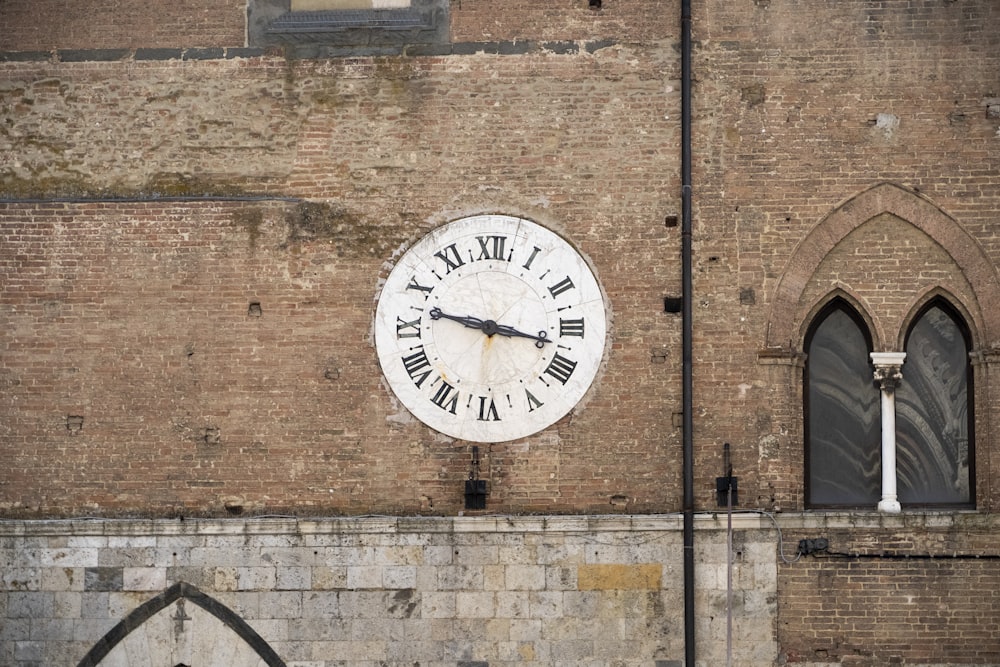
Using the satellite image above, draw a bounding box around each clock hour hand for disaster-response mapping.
[429,307,551,348]
[492,323,551,348]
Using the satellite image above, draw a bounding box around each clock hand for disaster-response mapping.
[429,307,551,348]
[492,323,551,349]
[429,307,488,331]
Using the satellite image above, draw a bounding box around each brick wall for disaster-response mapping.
[0,193,682,517]
[0,0,677,52]
[2,0,1000,665]
[0,12,689,518]
[779,515,1000,665]
[692,0,1000,517]
[0,0,246,51]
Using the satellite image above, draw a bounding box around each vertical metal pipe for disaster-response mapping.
[680,0,695,665]
[725,445,733,667]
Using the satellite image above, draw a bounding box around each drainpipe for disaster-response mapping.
[680,0,695,665]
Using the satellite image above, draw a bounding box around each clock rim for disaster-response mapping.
[373,214,609,443]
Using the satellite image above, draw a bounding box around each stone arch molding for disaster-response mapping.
[77,582,286,667]
[766,182,1000,351]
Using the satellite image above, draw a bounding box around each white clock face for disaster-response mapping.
[374,215,607,443]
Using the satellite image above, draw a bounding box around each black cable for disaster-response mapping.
[817,550,1000,560]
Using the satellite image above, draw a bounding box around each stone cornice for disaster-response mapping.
[2,511,994,537]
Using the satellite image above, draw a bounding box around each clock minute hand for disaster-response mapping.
[429,307,551,348]
[429,307,486,331]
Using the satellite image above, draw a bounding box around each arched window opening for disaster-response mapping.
[896,300,974,506]
[805,300,880,507]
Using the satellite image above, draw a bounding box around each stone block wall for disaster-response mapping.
[0,515,778,667]
[6,514,1000,666]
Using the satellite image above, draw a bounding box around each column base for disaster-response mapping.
[877,498,901,514]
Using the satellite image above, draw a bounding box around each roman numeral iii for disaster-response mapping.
[544,353,578,385]
[559,318,584,337]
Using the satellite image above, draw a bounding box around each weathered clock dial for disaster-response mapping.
[374,215,607,443]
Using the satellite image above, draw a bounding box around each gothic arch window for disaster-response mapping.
[804,299,880,507]
[896,299,974,506]
[804,296,976,510]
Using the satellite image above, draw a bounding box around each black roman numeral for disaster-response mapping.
[396,316,421,339]
[525,389,544,412]
[559,318,585,338]
[521,246,541,270]
[431,381,459,414]
[476,235,509,262]
[477,396,501,421]
[544,353,577,385]
[548,276,575,298]
[434,243,466,274]
[401,347,432,388]
[406,276,434,297]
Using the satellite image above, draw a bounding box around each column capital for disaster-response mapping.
[870,351,907,366]
[871,352,906,392]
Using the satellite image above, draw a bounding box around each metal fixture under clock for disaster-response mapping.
[465,445,487,510]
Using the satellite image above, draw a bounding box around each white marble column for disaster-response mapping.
[871,352,906,514]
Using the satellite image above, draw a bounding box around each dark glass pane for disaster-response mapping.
[807,308,880,506]
[896,306,971,504]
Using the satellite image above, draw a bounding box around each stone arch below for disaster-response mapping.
[77,582,285,667]
[766,182,1000,352]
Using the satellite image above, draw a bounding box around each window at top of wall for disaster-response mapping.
[248,0,449,55]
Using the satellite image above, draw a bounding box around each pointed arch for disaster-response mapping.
[766,182,1000,350]
[895,297,975,506]
[899,286,978,351]
[804,298,881,507]
[800,287,883,352]
[76,582,287,667]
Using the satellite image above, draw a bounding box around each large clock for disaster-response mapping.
[374,215,608,443]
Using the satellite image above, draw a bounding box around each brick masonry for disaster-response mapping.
[1,0,1000,665]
